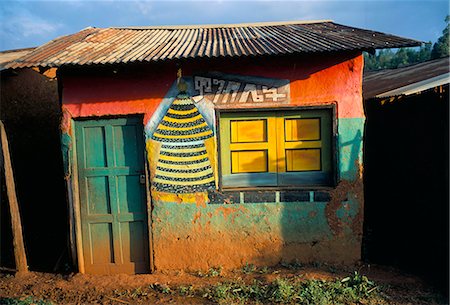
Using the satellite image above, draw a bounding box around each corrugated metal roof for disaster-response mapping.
[363,56,450,99]
[6,20,422,69]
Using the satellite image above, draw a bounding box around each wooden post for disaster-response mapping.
[0,121,28,274]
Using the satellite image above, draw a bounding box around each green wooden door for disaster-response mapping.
[75,117,150,274]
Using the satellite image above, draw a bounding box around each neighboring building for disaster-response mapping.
[1,48,67,272]
[363,57,449,295]
[364,56,449,99]
[5,20,420,274]
[0,48,36,71]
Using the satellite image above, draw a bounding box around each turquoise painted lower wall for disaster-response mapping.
[154,202,333,243]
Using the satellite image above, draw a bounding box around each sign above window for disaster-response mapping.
[192,72,290,106]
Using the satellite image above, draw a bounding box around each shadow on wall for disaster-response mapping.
[278,124,364,266]
[0,69,69,272]
[363,85,449,297]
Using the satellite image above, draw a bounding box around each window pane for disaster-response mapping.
[231,119,267,143]
[285,118,320,141]
[286,149,321,171]
[231,150,268,173]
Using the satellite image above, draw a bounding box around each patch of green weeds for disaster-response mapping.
[201,271,385,305]
[178,285,195,297]
[242,263,256,274]
[130,287,148,298]
[149,283,172,294]
[112,288,127,297]
[196,266,223,278]
[207,266,223,277]
[0,297,52,305]
[259,266,270,274]
[340,271,377,298]
[268,278,295,303]
[202,279,266,305]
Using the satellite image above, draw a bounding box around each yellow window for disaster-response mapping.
[219,109,333,188]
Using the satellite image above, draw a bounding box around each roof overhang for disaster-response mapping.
[4,20,422,69]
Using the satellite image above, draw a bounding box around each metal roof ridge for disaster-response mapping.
[110,19,334,30]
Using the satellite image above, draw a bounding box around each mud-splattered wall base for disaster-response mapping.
[152,198,361,270]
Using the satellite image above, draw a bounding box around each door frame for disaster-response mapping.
[68,115,154,273]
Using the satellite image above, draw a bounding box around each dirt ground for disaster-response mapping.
[0,264,447,305]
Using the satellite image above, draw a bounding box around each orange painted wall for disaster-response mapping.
[62,51,363,122]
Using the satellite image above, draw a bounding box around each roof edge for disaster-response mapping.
[365,56,447,75]
[112,19,334,30]
[375,72,450,98]
[0,47,36,54]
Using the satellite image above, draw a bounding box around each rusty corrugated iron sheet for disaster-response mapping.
[363,56,450,99]
[6,20,422,69]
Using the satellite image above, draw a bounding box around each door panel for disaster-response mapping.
[113,124,141,168]
[75,117,150,274]
[89,223,114,264]
[84,126,107,168]
[86,176,111,214]
[117,175,146,213]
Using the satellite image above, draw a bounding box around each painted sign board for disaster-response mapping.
[192,72,290,106]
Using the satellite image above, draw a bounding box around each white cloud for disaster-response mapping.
[131,1,153,16]
[0,4,63,49]
[15,15,62,37]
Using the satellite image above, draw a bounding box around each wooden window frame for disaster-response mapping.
[216,105,337,191]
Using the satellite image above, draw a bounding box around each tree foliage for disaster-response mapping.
[431,15,449,59]
[364,15,449,71]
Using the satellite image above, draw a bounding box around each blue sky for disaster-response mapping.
[0,0,448,51]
